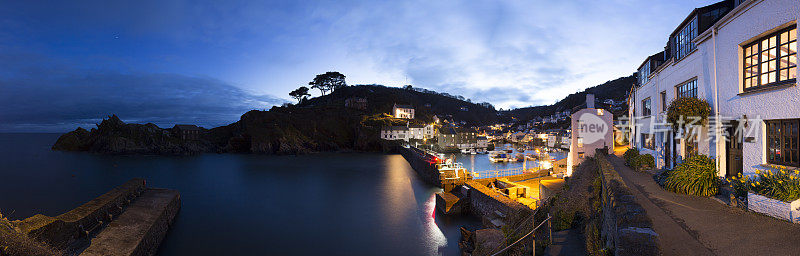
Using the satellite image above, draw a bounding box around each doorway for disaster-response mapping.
[726,121,743,178]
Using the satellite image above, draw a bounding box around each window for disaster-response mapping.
[660,91,667,112]
[767,119,799,167]
[641,98,651,116]
[641,134,654,150]
[639,61,651,86]
[676,79,698,98]
[675,17,698,60]
[743,26,796,91]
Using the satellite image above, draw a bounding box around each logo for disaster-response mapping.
[577,112,607,144]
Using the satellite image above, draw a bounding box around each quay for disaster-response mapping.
[13,178,180,256]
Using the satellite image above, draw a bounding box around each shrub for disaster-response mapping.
[664,154,720,196]
[633,154,655,171]
[726,173,750,198]
[623,148,639,167]
[748,167,800,202]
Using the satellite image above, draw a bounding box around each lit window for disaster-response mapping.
[641,98,651,116]
[743,26,796,91]
[767,119,799,167]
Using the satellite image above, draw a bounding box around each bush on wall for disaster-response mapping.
[634,154,655,171]
[664,154,720,196]
[666,97,712,130]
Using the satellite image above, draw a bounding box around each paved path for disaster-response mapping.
[608,153,800,255]
[544,229,585,256]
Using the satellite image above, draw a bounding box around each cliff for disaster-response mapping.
[53,84,492,155]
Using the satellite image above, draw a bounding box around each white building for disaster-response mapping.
[392,104,415,119]
[423,124,436,139]
[408,124,425,140]
[568,95,614,176]
[381,126,409,141]
[629,0,798,178]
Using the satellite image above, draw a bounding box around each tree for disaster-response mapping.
[309,71,347,96]
[289,86,311,103]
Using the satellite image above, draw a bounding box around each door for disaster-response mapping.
[664,132,671,169]
[726,121,743,178]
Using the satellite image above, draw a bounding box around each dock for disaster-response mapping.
[15,178,180,256]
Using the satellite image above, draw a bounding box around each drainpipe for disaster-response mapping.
[712,26,722,176]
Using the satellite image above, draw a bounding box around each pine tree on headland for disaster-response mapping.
[309,71,347,96]
[289,86,311,103]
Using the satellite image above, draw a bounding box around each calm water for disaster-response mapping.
[447,144,567,178]
[0,134,480,256]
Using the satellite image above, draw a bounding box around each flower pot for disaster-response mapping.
[747,192,800,223]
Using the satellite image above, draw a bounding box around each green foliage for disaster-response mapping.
[727,173,750,198]
[623,148,639,166]
[360,113,406,128]
[551,209,576,231]
[666,97,712,130]
[734,166,800,202]
[664,154,720,196]
[633,154,655,171]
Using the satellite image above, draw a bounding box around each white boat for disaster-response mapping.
[436,162,467,179]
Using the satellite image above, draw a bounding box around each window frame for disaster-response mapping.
[674,16,698,61]
[676,79,698,99]
[660,91,667,112]
[641,97,652,116]
[742,25,797,92]
[766,119,800,167]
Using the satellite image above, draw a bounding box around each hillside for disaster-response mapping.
[52,84,497,155]
[502,75,635,125]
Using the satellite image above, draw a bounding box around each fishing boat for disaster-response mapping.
[436,162,468,180]
[489,151,509,163]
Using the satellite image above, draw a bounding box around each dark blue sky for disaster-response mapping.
[0,0,716,132]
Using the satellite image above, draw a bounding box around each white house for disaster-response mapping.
[392,104,415,119]
[567,95,614,176]
[630,0,799,178]
[423,124,436,139]
[381,126,409,141]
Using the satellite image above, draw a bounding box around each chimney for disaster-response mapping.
[586,94,595,109]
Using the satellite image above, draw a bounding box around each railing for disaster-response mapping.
[489,213,552,256]
[479,166,546,179]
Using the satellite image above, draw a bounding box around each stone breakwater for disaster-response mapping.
[12,179,180,256]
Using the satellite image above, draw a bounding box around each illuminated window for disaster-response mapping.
[767,119,799,167]
[743,26,796,91]
[674,17,697,60]
[676,79,697,98]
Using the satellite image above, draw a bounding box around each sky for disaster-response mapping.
[0,0,719,132]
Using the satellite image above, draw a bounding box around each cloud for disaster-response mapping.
[0,53,285,132]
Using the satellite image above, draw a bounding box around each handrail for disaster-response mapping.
[489,215,552,256]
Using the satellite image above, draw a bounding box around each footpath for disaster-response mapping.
[608,153,800,255]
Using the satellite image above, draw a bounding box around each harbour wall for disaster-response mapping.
[465,180,528,218]
[398,146,442,187]
[17,179,147,251]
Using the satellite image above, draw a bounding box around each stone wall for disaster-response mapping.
[747,192,800,223]
[465,180,528,218]
[398,146,441,186]
[596,152,660,256]
[16,179,146,251]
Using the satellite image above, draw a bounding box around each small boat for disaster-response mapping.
[461,149,470,154]
[489,151,508,163]
[525,153,538,161]
[468,149,477,155]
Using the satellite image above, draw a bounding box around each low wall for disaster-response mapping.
[596,152,660,256]
[465,181,528,218]
[17,179,147,251]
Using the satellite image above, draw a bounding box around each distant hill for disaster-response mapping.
[502,75,635,125]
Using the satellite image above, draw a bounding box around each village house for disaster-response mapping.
[629,0,798,178]
[172,125,203,140]
[437,127,478,150]
[380,126,409,141]
[567,94,614,176]
[392,104,415,119]
[408,124,426,140]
